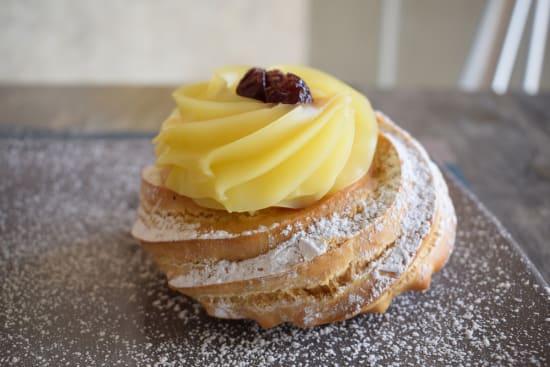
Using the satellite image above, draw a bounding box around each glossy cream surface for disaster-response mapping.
[154,65,378,212]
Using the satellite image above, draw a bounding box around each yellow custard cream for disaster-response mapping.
[153,65,378,212]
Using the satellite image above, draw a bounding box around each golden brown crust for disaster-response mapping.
[134,135,397,264]
[137,169,377,262]
[196,173,455,328]
[132,113,456,328]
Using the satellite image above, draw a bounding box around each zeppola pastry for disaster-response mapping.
[132,65,456,328]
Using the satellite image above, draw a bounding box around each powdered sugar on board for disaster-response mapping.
[1,138,549,366]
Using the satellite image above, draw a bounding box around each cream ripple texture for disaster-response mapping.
[153,65,378,212]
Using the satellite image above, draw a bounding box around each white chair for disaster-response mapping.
[377,0,550,94]
[461,0,550,94]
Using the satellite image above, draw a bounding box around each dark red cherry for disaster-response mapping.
[236,67,266,101]
[236,67,313,104]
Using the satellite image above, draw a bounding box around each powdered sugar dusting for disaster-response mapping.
[169,135,402,287]
[133,209,240,241]
[169,116,431,290]
[1,137,549,366]
[365,120,439,291]
[298,237,327,261]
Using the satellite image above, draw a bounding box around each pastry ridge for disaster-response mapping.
[132,112,456,328]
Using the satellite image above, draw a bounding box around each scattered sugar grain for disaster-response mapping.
[1,137,548,366]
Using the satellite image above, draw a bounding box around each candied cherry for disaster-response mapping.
[236,67,313,104]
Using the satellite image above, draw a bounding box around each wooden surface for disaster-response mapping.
[1,85,549,282]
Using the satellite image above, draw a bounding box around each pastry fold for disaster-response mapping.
[132,113,456,328]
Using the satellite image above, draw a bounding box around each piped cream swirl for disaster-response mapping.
[153,65,378,212]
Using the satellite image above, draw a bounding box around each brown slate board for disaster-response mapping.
[1,137,549,366]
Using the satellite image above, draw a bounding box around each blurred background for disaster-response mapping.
[1,0,549,92]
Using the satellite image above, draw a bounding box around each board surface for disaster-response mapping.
[1,138,549,366]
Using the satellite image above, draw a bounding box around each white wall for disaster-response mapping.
[1,0,548,90]
[0,0,310,83]
[311,0,550,90]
